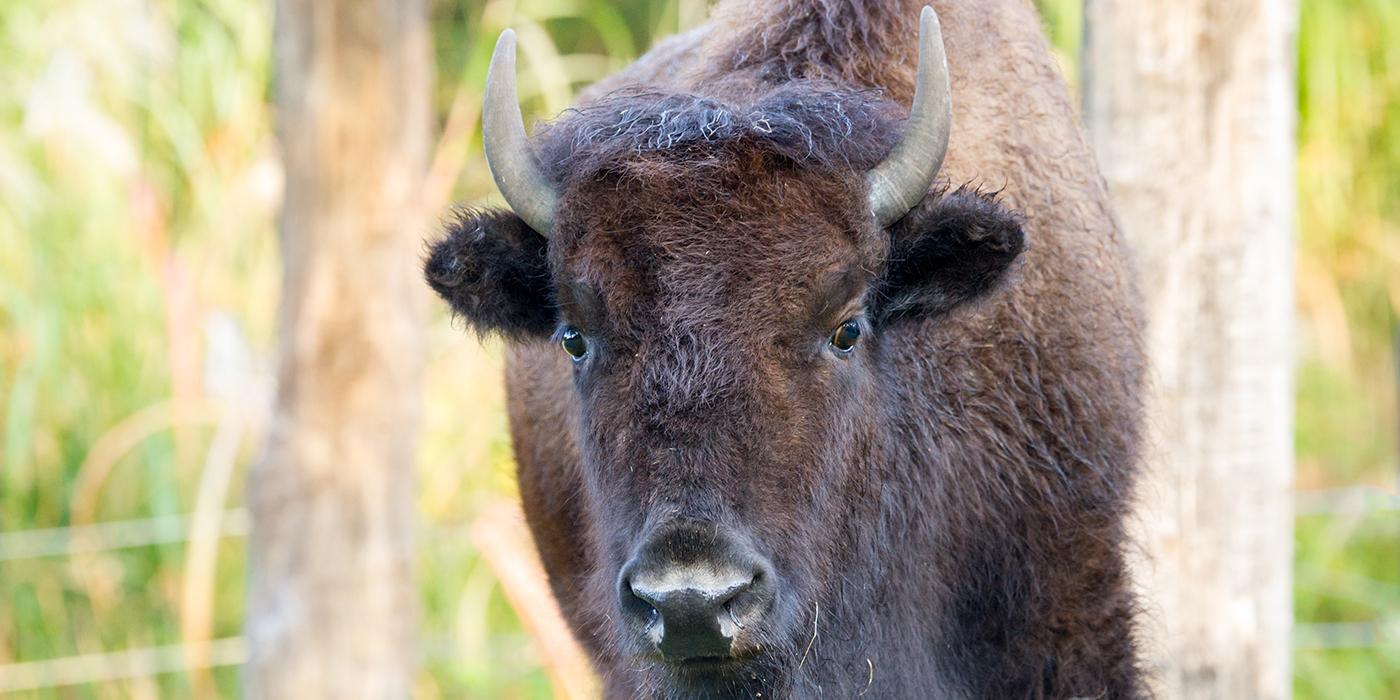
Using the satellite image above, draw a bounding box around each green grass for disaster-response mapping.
[1295,508,1400,698]
[0,0,1395,697]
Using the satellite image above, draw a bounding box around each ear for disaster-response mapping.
[871,187,1026,326]
[424,208,557,339]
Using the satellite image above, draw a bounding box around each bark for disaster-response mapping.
[1081,0,1295,697]
[246,0,429,696]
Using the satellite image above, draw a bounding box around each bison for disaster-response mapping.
[426,0,1146,697]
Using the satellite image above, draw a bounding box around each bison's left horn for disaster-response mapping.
[483,28,559,237]
[866,6,953,228]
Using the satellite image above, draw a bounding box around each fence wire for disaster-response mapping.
[0,638,246,693]
[0,509,250,562]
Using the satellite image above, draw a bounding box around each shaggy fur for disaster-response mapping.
[426,1,1147,698]
[535,84,902,180]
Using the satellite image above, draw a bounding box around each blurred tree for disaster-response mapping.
[1082,0,1295,698]
[246,0,430,696]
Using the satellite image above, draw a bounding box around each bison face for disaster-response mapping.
[427,144,1024,692]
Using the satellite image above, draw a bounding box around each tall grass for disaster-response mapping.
[1291,1,1400,695]
[0,0,1394,698]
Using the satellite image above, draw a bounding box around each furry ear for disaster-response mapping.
[871,187,1026,326]
[424,209,557,339]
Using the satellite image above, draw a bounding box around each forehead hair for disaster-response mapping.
[533,84,902,337]
[534,82,904,184]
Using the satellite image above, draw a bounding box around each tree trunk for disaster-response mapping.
[246,0,429,696]
[1081,1,1295,698]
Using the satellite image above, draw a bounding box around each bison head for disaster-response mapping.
[426,8,1025,696]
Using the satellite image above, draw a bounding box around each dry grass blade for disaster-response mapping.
[469,501,599,700]
[69,399,223,528]
[180,407,247,699]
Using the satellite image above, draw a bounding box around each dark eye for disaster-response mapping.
[830,319,862,354]
[561,327,589,361]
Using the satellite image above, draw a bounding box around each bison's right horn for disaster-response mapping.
[866,6,953,228]
[483,28,559,237]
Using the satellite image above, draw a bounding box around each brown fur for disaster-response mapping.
[426,1,1146,697]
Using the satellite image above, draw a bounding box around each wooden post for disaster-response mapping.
[1081,0,1296,697]
[246,0,429,696]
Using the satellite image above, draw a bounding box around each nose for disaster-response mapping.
[619,535,776,661]
[627,571,756,659]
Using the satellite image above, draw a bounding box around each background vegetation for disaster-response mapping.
[0,0,1395,697]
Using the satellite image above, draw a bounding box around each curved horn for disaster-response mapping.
[483,29,558,237]
[866,6,953,228]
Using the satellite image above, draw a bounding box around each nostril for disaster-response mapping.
[722,599,747,634]
[626,580,654,607]
[717,572,766,633]
[620,578,658,619]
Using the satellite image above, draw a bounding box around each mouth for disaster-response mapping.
[650,645,763,678]
[673,655,738,670]
[622,637,789,700]
[643,650,781,700]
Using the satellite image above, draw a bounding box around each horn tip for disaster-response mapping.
[920,6,940,31]
[494,27,517,53]
[489,28,518,80]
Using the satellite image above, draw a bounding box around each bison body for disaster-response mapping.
[427,1,1146,697]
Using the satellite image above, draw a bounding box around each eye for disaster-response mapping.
[560,327,589,361]
[829,319,862,354]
